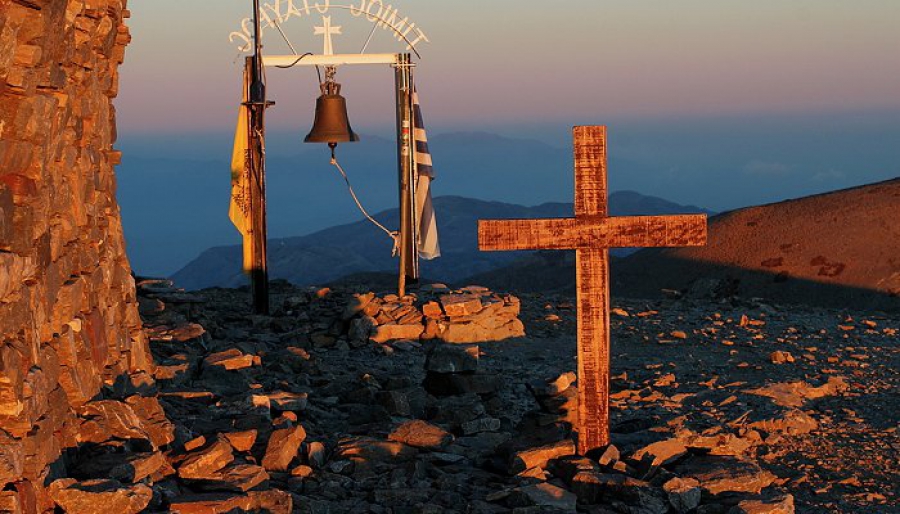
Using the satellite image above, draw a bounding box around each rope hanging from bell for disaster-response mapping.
[303,67,398,255]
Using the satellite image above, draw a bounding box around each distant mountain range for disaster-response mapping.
[171,193,713,290]
[117,131,662,276]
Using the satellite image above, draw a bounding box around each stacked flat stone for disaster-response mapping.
[528,371,579,428]
[423,343,502,436]
[0,1,156,511]
[345,285,526,346]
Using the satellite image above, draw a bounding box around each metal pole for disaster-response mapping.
[407,65,420,283]
[250,0,265,104]
[395,54,415,297]
[248,0,270,314]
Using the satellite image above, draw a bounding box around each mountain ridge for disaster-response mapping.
[172,192,713,290]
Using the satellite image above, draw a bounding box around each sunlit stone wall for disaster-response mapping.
[0,0,150,509]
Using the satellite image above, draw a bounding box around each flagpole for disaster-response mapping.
[407,67,421,282]
[248,0,270,314]
[395,53,416,297]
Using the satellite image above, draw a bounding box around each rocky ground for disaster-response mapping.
[65,279,898,513]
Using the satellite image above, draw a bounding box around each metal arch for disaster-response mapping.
[255,4,424,59]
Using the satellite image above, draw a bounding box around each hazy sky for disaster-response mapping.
[119,1,900,134]
[115,1,900,275]
[114,1,900,276]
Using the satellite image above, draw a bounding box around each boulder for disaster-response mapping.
[178,438,235,480]
[264,391,309,412]
[262,424,306,471]
[431,394,486,427]
[729,493,795,514]
[376,387,428,418]
[461,417,501,436]
[663,477,702,513]
[204,349,256,371]
[335,437,418,477]
[570,471,667,512]
[0,435,24,487]
[0,491,20,514]
[510,439,576,474]
[529,372,577,398]
[441,318,525,344]
[343,292,375,320]
[223,430,258,453]
[440,294,483,317]
[748,409,818,436]
[349,315,376,342]
[168,493,254,514]
[550,455,600,483]
[423,372,500,397]
[744,376,848,408]
[631,437,689,468]
[370,323,424,344]
[673,455,776,496]
[48,479,152,514]
[147,323,206,343]
[201,464,269,493]
[125,395,175,448]
[422,301,443,318]
[508,483,576,512]
[425,344,479,373]
[388,420,454,450]
[306,442,327,469]
[77,400,149,444]
[248,489,293,514]
[108,452,171,483]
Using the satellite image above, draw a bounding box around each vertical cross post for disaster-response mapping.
[573,126,611,453]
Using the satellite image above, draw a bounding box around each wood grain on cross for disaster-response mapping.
[478,126,708,454]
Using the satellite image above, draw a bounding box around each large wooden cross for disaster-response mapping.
[478,126,708,454]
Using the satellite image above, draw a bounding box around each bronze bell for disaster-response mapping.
[304,81,360,144]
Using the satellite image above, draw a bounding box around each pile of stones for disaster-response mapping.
[485,370,799,514]
[343,285,525,346]
[25,277,878,512]
[423,344,503,436]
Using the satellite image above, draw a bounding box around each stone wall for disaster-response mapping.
[0,0,151,510]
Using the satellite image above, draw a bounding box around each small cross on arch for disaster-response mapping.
[314,16,342,56]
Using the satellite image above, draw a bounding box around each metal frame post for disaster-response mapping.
[248,0,271,314]
[395,53,417,297]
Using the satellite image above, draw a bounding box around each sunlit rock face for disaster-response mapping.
[0,0,149,509]
[615,178,900,311]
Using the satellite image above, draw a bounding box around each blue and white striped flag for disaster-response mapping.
[412,87,440,260]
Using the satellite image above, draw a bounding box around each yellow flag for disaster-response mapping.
[229,66,254,272]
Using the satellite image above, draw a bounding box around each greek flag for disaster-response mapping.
[412,87,440,260]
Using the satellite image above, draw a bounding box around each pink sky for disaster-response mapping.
[118,1,900,134]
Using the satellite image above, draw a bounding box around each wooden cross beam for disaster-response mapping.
[478,126,708,455]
